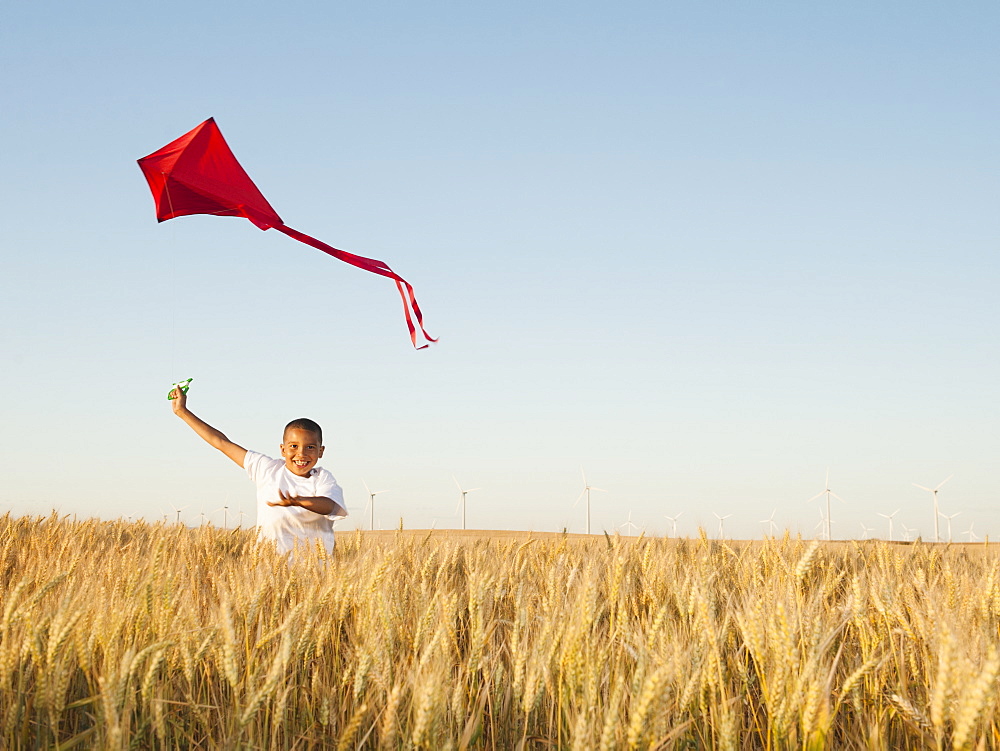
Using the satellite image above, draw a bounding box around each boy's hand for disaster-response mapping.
[170,384,188,414]
[268,489,300,507]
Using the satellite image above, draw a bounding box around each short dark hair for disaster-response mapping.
[283,418,323,444]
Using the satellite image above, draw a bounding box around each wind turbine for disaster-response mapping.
[940,511,961,543]
[913,475,953,543]
[806,468,843,540]
[713,512,733,539]
[759,509,778,537]
[575,467,606,535]
[362,480,390,531]
[813,512,827,539]
[664,512,683,537]
[877,509,900,541]
[859,522,874,539]
[169,503,190,525]
[212,498,230,529]
[453,476,481,530]
[902,525,917,542]
[965,522,980,542]
[619,511,639,536]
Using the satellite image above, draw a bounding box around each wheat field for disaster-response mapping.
[2,513,1000,749]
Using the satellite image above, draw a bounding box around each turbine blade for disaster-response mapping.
[936,475,954,490]
[912,483,932,492]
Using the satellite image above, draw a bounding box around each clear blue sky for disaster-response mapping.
[2,1,997,540]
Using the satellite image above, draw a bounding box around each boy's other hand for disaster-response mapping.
[170,385,188,414]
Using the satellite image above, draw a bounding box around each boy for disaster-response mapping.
[169,385,348,553]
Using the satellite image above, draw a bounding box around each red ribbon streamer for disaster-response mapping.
[273,224,436,349]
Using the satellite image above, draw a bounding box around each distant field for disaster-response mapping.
[371,528,998,558]
[2,513,1000,749]
[362,528,595,542]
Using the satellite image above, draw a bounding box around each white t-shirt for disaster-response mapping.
[244,450,347,553]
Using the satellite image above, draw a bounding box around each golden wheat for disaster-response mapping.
[2,513,1000,748]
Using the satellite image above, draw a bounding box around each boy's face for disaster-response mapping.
[280,428,325,477]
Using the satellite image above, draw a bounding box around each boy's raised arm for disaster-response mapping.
[169,385,248,468]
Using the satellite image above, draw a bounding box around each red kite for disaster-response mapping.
[137,118,436,348]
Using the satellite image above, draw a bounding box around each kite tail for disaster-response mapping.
[273,224,437,349]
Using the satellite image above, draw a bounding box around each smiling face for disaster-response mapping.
[280,428,325,477]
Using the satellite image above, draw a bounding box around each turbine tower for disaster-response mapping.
[619,510,639,536]
[806,468,843,540]
[759,509,778,537]
[877,509,900,542]
[363,480,390,531]
[913,475,953,543]
[211,504,229,529]
[940,511,961,543]
[212,494,231,529]
[713,512,733,539]
[575,467,606,535]
[169,503,189,525]
[453,475,481,531]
